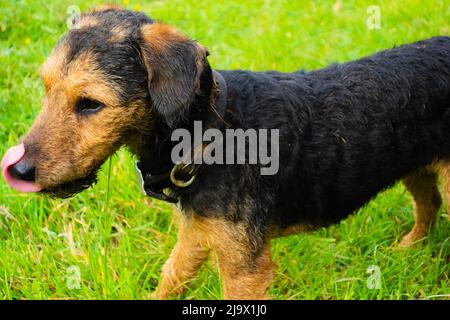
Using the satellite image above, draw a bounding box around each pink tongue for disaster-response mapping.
[1,143,42,193]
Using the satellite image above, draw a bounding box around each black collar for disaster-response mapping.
[135,70,228,203]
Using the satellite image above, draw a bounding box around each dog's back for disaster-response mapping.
[215,36,450,227]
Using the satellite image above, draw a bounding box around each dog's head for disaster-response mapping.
[1,6,209,197]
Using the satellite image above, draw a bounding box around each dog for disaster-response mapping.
[2,6,450,299]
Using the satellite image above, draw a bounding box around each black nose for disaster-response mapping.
[9,160,36,182]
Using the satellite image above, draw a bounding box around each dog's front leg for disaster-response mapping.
[155,213,274,300]
[216,243,274,300]
[203,218,274,300]
[154,215,210,299]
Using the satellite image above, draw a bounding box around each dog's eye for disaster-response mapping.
[75,98,104,115]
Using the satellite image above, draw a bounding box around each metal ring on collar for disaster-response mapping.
[170,163,196,188]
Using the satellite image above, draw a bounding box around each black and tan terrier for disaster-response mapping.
[2,6,450,299]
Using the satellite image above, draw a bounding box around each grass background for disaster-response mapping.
[0,0,449,299]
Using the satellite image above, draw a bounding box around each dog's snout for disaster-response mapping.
[8,160,36,182]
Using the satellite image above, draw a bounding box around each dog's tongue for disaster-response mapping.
[1,143,42,193]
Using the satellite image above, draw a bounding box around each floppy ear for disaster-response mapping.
[139,23,208,126]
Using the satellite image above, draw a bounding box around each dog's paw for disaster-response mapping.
[150,291,163,300]
[399,231,426,248]
[150,289,171,300]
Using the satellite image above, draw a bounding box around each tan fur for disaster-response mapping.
[40,45,69,90]
[79,15,99,29]
[62,52,122,107]
[32,50,147,189]
[400,167,442,246]
[109,25,129,42]
[140,23,189,54]
[155,212,210,299]
[217,242,273,300]
[435,161,450,217]
[155,212,273,300]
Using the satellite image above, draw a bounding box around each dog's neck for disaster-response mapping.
[132,63,226,178]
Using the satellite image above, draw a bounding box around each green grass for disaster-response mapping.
[0,0,449,300]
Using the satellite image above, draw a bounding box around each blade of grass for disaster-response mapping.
[103,157,113,299]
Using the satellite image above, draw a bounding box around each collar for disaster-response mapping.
[135,70,228,203]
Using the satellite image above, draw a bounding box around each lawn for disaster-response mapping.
[0,0,449,299]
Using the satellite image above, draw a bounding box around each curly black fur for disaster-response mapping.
[172,36,450,247]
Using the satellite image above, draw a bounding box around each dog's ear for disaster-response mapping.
[139,23,208,127]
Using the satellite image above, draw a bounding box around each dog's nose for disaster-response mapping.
[8,160,36,182]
